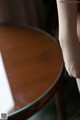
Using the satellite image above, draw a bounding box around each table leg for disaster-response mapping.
[55,81,67,120]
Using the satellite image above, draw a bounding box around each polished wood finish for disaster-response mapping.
[0,25,64,120]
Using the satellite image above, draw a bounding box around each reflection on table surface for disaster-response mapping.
[0,52,14,115]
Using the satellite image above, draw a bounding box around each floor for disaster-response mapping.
[28,70,80,120]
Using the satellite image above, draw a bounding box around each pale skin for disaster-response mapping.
[56,0,80,91]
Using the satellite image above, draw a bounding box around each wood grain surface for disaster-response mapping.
[0,25,63,119]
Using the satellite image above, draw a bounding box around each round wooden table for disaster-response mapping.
[0,25,66,120]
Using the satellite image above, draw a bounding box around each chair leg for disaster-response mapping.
[55,82,67,120]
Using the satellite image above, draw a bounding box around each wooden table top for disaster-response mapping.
[0,25,63,119]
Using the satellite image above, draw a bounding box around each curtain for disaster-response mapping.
[0,0,47,30]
